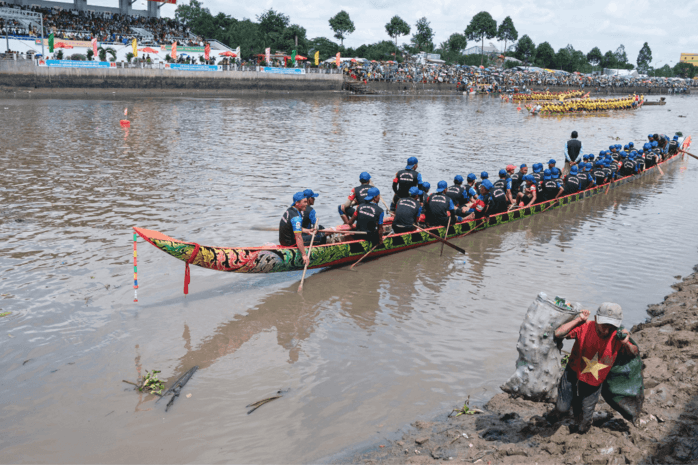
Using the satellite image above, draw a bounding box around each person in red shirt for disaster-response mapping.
[547,303,639,433]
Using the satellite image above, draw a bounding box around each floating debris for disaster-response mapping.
[157,366,198,412]
[122,369,165,395]
[246,388,291,415]
[0,311,11,317]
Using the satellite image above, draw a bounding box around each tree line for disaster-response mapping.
[174,1,696,78]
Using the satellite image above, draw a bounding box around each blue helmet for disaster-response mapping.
[481,179,494,190]
[454,174,464,183]
[422,181,431,191]
[436,180,448,193]
[364,187,381,201]
[480,171,489,179]
[466,173,477,182]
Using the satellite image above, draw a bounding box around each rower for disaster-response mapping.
[474,171,489,193]
[668,135,680,156]
[601,159,613,181]
[576,163,589,190]
[445,175,468,210]
[339,172,373,224]
[392,156,423,210]
[347,187,385,244]
[393,186,423,234]
[518,175,538,206]
[565,165,580,194]
[592,162,607,185]
[279,192,313,265]
[510,164,527,199]
[493,169,513,204]
[619,152,635,177]
[583,163,596,189]
[424,181,456,227]
[302,189,327,245]
[564,131,583,175]
[420,181,431,204]
[542,169,564,201]
[633,151,646,172]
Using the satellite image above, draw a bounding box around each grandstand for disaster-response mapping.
[0,0,209,59]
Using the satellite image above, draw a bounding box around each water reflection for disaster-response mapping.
[0,94,697,464]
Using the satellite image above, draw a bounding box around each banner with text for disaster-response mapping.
[260,67,305,75]
[161,45,204,52]
[40,60,115,68]
[36,38,92,48]
[165,63,220,71]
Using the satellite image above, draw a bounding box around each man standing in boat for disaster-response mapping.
[279,192,315,265]
[564,131,583,176]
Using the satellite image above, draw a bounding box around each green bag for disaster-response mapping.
[601,337,644,422]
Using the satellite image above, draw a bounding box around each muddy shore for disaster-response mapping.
[348,269,698,464]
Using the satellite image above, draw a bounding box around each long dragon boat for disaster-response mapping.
[134,137,690,293]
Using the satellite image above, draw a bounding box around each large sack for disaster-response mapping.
[602,337,644,422]
[501,292,580,402]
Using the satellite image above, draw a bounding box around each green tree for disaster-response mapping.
[411,17,434,52]
[534,41,555,68]
[385,15,410,49]
[513,34,535,64]
[637,42,652,74]
[464,11,497,66]
[586,47,603,66]
[673,62,696,79]
[308,37,340,61]
[328,10,355,47]
[555,46,572,71]
[257,9,290,51]
[436,33,467,64]
[496,16,518,54]
[282,24,308,54]
[86,48,94,61]
[601,50,617,69]
[614,44,628,66]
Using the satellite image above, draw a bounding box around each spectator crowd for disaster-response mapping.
[340,60,696,93]
[0,1,202,46]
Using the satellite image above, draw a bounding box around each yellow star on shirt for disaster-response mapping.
[581,353,609,380]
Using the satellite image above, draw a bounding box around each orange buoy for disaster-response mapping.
[120,120,130,127]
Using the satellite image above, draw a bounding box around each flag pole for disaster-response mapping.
[133,232,138,303]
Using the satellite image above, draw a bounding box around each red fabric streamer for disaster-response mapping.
[184,243,201,295]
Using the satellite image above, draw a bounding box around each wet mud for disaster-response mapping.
[350,269,698,464]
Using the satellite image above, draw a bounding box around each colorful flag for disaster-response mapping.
[132,38,138,58]
[48,33,54,53]
[314,51,319,66]
[171,41,177,60]
[336,52,340,67]
[204,43,210,60]
[291,50,297,66]
[91,38,97,60]
[265,47,270,65]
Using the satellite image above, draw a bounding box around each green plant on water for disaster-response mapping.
[139,370,165,395]
[0,311,11,317]
[449,395,482,417]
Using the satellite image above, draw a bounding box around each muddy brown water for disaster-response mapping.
[1,95,697,463]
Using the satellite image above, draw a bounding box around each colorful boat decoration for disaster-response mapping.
[134,137,690,294]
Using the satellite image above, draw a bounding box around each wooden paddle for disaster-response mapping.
[413,224,466,254]
[681,150,698,162]
[297,220,318,293]
[440,216,451,257]
[350,242,381,270]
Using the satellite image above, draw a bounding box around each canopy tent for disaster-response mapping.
[139,47,159,54]
[219,51,237,57]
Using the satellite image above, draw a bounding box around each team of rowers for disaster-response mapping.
[531,95,642,114]
[279,133,679,263]
[511,90,585,101]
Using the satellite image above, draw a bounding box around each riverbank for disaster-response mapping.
[0,61,343,95]
[348,270,698,464]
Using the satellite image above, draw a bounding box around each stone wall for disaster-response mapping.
[0,61,344,93]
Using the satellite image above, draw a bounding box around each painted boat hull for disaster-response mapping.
[134,137,690,275]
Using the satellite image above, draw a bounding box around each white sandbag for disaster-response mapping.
[500,292,581,402]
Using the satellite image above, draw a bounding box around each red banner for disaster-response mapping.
[91,38,97,58]
[147,0,176,3]
[171,41,177,60]
[204,43,210,61]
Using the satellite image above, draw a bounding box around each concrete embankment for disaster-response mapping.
[0,61,343,97]
[349,270,698,464]
[349,81,689,96]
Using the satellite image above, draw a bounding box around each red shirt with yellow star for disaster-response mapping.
[568,321,622,386]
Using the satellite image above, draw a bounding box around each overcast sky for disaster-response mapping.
[73,0,697,66]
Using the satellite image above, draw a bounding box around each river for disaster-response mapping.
[1,94,697,463]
